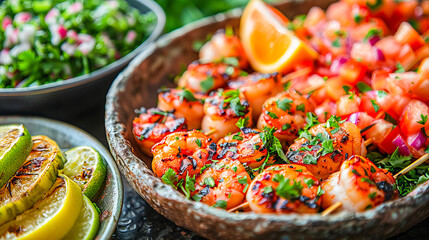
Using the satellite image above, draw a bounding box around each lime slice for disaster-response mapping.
[0,175,83,240]
[0,135,65,226]
[0,124,32,188]
[63,146,107,199]
[63,195,100,240]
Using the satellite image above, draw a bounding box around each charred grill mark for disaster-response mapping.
[376,181,395,201]
[299,195,318,209]
[330,150,341,160]
[279,200,290,210]
[199,186,210,196]
[218,142,238,159]
[341,135,349,143]
[179,157,193,175]
[242,128,258,134]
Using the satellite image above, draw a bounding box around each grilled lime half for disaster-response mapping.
[63,146,107,199]
[0,124,32,188]
[0,175,83,240]
[63,195,100,240]
[0,135,65,226]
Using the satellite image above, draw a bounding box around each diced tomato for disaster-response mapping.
[339,60,367,84]
[326,2,352,26]
[397,44,417,71]
[360,91,382,117]
[389,1,419,31]
[349,19,387,41]
[294,60,315,72]
[399,100,429,136]
[347,111,375,131]
[394,22,426,51]
[371,70,390,90]
[419,57,429,79]
[375,36,402,64]
[378,126,402,154]
[387,72,429,101]
[305,7,327,34]
[337,94,360,117]
[415,45,429,63]
[314,99,337,122]
[365,119,394,144]
[325,77,351,101]
[388,94,412,116]
[351,42,378,69]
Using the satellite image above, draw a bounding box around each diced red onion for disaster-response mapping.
[107,0,119,9]
[67,30,78,42]
[392,134,411,156]
[77,34,95,55]
[374,47,385,61]
[125,30,137,44]
[330,57,348,74]
[68,2,83,14]
[18,24,36,43]
[347,112,359,125]
[409,131,426,150]
[368,36,380,46]
[9,43,31,57]
[57,25,67,39]
[4,26,19,48]
[346,34,354,54]
[61,42,78,56]
[0,49,11,65]
[2,16,12,30]
[14,12,31,25]
[45,8,60,24]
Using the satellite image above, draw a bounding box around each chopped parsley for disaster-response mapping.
[354,14,363,23]
[200,76,214,93]
[304,178,315,188]
[236,117,249,129]
[303,154,318,165]
[417,114,428,125]
[178,89,197,102]
[232,134,244,141]
[195,139,202,147]
[276,98,293,112]
[222,57,239,67]
[321,139,334,156]
[305,112,320,130]
[363,28,382,42]
[368,192,377,199]
[273,174,304,200]
[204,177,216,188]
[212,200,227,209]
[181,173,196,199]
[361,177,376,185]
[223,90,247,116]
[366,0,382,10]
[370,99,380,113]
[356,81,373,92]
[342,85,351,94]
[266,111,278,119]
[162,168,178,188]
[332,38,341,48]
[263,186,273,194]
[237,176,248,185]
[395,63,405,73]
[296,103,306,112]
[282,123,292,131]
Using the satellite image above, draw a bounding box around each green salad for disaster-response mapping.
[0,0,156,88]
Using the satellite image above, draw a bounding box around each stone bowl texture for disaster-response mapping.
[105,1,429,239]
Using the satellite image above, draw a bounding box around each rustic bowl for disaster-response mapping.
[0,0,165,120]
[105,1,429,239]
[0,116,123,240]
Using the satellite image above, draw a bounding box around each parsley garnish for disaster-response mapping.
[276,98,293,112]
[204,177,215,187]
[223,90,247,116]
[273,174,303,200]
[181,173,196,199]
[332,38,341,48]
[304,178,315,188]
[236,117,249,129]
[263,186,273,194]
[283,81,292,91]
[222,57,239,67]
[356,81,373,92]
[395,63,405,73]
[200,76,214,93]
[303,154,318,165]
[162,168,178,188]
[354,14,363,23]
[266,111,278,119]
[195,139,202,147]
[361,177,376,185]
[232,134,244,141]
[212,200,227,209]
[342,85,351,94]
[237,176,248,185]
[417,114,428,125]
[296,103,306,112]
[368,192,377,199]
[178,89,197,102]
[366,0,382,10]
[282,123,291,131]
[316,186,325,197]
[305,112,320,130]
[321,139,334,156]
[363,28,382,42]
[370,99,380,112]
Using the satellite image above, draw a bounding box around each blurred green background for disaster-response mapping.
[155,0,277,32]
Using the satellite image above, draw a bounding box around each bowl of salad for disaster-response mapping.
[0,0,165,118]
[106,0,429,239]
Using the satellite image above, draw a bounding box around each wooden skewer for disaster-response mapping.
[393,153,429,179]
[281,67,312,84]
[228,202,249,212]
[205,128,217,136]
[364,138,373,147]
[321,202,342,216]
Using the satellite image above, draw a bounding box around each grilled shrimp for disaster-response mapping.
[157,88,205,130]
[191,158,251,210]
[199,29,248,69]
[246,164,322,214]
[178,62,242,94]
[322,155,398,212]
[216,127,276,169]
[132,108,187,156]
[257,91,314,143]
[202,89,253,142]
[286,119,366,180]
[151,130,216,181]
[228,72,283,120]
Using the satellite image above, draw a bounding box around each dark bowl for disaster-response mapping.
[105,1,429,239]
[0,116,123,240]
[0,0,165,120]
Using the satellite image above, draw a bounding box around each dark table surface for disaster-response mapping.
[67,104,429,240]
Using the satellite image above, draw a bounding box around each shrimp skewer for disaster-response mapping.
[257,91,314,144]
[246,164,323,214]
[286,116,366,180]
[199,29,249,69]
[202,89,253,142]
[157,88,205,130]
[132,108,188,156]
[178,62,243,94]
[321,155,398,212]
[192,158,251,210]
[228,72,283,120]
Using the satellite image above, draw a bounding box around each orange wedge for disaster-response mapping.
[240,0,318,73]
